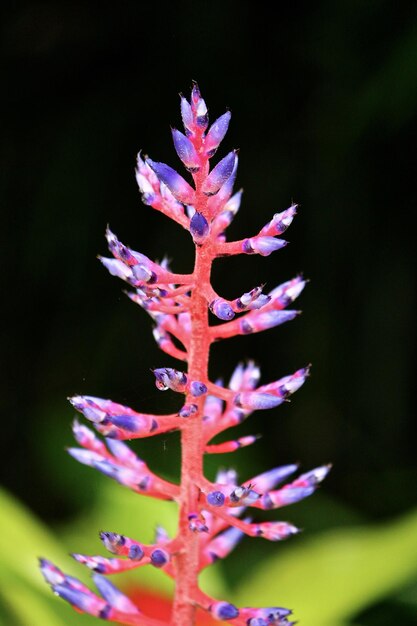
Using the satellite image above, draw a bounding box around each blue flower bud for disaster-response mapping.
[202,151,237,195]
[207,491,225,507]
[210,299,235,320]
[210,601,239,620]
[171,128,200,171]
[190,211,209,243]
[190,381,208,397]
[146,158,194,204]
[150,548,169,567]
[204,111,231,157]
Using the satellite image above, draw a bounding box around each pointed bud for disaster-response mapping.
[146,158,194,204]
[202,151,237,196]
[210,298,235,320]
[206,525,245,562]
[98,257,132,280]
[153,367,188,392]
[69,395,107,423]
[243,606,292,625]
[229,485,260,506]
[234,391,284,411]
[190,211,209,244]
[53,585,96,613]
[155,525,170,543]
[171,128,200,171]
[191,82,208,128]
[251,465,299,492]
[215,467,238,486]
[268,275,306,309]
[105,438,138,464]
[254,521,300,541]
[180,96,194,135]
[234,286,270,312]
[67,448,104,467]
[251,310,299,331]
[93,575,139,614]
[243,236,288,256]
[204,111,231,157]
[39,559,65,586]
[260,204,297,236]
[297,464,332,486]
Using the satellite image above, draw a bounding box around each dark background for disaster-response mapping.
[1,1,416,622]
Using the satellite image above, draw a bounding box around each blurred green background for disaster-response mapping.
[1,1,417,624]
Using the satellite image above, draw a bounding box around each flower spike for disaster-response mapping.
[42,83,328,626]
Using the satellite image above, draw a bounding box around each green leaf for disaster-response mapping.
[234,508,417,626]
[0,487,81,593]
[0,582,67,626]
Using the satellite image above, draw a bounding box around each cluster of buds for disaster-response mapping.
[41,83,328,625]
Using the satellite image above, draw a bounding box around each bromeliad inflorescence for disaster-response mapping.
[40,83,329,626]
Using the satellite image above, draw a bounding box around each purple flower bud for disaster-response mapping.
[153,367,188,392]
[171,128,200,171]
[212,154,239,205]
[202,151,237,196]
[255,310,299,330]
[98,257,132,280]
[207,490,226,507]
[180,96,194,135]
[247,619,268,626]
[215,468,238,485]
[210,601,239,620]
[260,204,298,237]
[155,525,170,543]
[252,465,299,492]
[99,531,125,554]
[93,575,139,614]
[69,396,107,423]
[179,403,198,417]
[105,438,135,462]
[150,548,169,567]
[109,414,146,433]
[190,211,209,243]
[243,236,288,256]
[210,299,235,321]
[204,111,231,156]
[256,606,292,620]
[146,158,194,204]
[190,381,208,397]
[224,189,242,214]
[278,486,315,504]
[131,263,156,284]
[67,448,104,467]
[39,559,65,585]
[229,486,260,505]
[229,363,247,391]
[128,544,144,560]
[52,585,93,613]
[234,392,284,411]
[191,82,208,128]
[298,464,331,486]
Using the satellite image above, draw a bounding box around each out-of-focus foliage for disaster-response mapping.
[235,508,417,626]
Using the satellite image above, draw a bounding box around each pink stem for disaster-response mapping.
[170,163,214,624]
